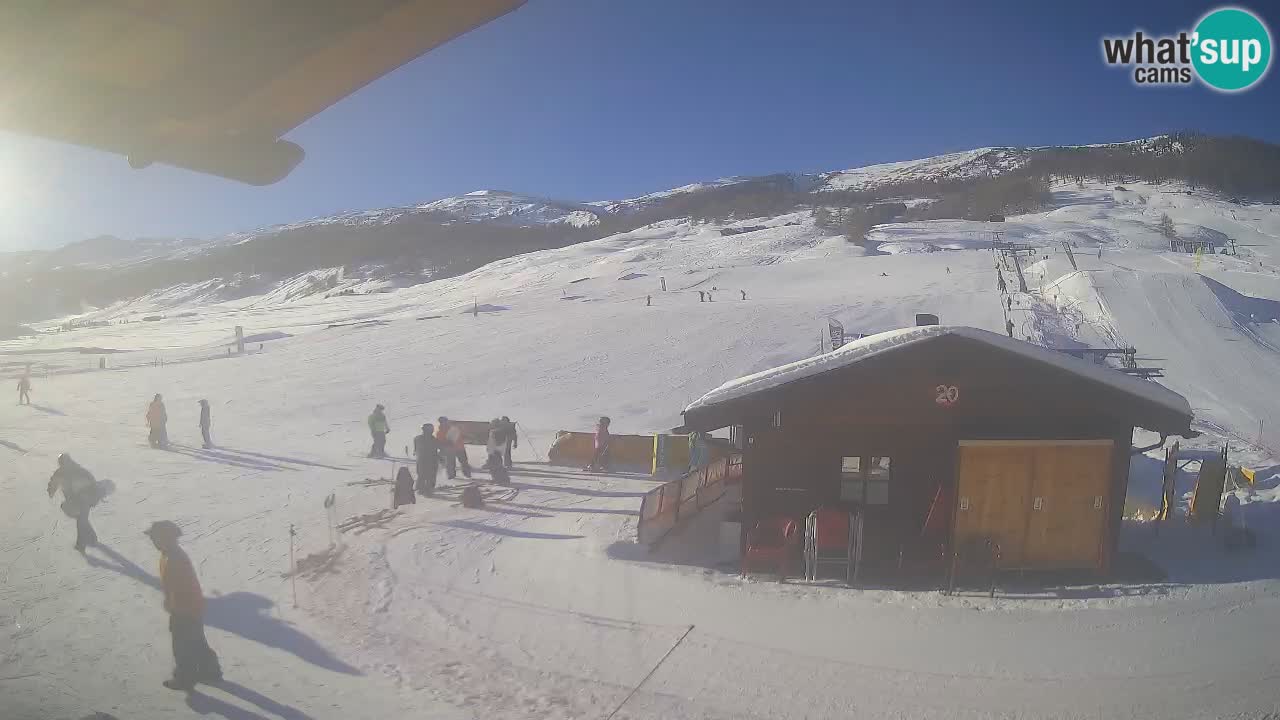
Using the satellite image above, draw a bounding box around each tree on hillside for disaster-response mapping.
[813,207,835,231]
[1158,213,1177,239]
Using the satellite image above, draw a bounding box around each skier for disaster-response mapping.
[1006,296,1013,312]
[485,419,511,485]
[1006,319,1015,338]
[392,467,416,508]
[436,417,471,480]
[367,404,389,458]
[500,416,517,468]
[646,295,652,307]
[482,419,501,470]
[584,416,612,472]
[144,520,222,691]
[146,394,168,449]
[740,290,747,300]
[47,454,100,551]
[17,373,31,405]
[688,431,709,473]
[197,399,212,449]
[698,291,705,302]
[413,423,440,495]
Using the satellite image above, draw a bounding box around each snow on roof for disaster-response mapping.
[683,325,1193,421]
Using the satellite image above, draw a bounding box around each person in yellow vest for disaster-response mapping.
[367,404,390,458]
[145,520,222,691]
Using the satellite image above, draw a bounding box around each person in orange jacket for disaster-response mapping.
[436,416,472,480]
[145,520,221,691]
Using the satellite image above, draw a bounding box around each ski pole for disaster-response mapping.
[516,422,545,462]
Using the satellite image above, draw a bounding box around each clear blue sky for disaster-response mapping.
[2,0,1277,251]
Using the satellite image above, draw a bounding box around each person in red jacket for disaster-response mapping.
[584,416,612,471]
[146,520,222,691]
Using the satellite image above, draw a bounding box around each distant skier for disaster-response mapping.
[698,291,705,302]
[413,423,440,495]
[500,416,517,468]
[392,467,416,508]
[688,431,709,473]
[584,416,612,472]
[367,404,389,458]
[1006,319,1015,338]
[436,417,471,480]
[1006,296,1013,312]
[646,295,652,307]
[740,290,747,300]
[197,399,212,449]
[17,373,31,405]
[146,394,169,449]
[485,419,511,485]
[47,453,101,552]
[144,520,222,691]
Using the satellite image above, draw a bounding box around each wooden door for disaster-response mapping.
[954,444,1035,567]
[1023,442,1113,568]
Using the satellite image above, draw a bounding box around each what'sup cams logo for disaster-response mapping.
[1102,7,1271,92]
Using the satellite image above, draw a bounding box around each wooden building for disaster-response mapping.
[680,325,1194,579]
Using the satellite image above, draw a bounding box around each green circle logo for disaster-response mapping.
[1192,7,1272,92]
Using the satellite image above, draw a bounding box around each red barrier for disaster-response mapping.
[637,454,737,545]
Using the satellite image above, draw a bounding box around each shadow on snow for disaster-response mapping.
[83,544,361,676]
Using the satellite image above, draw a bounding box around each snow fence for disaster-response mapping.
[638,453,742,545]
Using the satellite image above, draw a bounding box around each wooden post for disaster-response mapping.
[289,524,298,607]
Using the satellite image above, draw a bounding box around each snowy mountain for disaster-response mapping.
[4,132,1279,327]
[814,147,1031,192]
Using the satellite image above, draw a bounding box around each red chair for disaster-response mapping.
[805,508,854,583]
[742,516,798,581]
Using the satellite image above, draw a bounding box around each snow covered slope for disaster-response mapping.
[816,147,1030,192]
[5,177,1280,718]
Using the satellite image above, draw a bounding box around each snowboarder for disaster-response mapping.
[584,416,612,472]
[437,417,471,480]
[413,423,440,495]
[392,467,416,508]
[367,404,389,458]
[48,453,100,551]
[146,394,168,449]
[17,373,31,405]
[500,416,517,468]
[485,419,511,485]
[144,520,222,691]
[197,399,212,449]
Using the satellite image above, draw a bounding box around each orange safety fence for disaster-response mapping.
[637,453,739,545]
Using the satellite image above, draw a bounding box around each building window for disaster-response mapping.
[840,455,891,505]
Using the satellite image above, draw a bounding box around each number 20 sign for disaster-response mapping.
[935,384,960,407]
